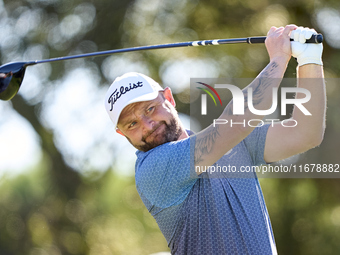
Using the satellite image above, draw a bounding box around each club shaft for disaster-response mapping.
[34,38,248,65]
[31,34,322,65]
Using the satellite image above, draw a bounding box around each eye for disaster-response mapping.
[128,121,137,129]
[146,106,155,114]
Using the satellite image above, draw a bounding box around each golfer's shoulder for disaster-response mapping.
[140,138,191,159]
[244,123,271,142]
[135,138,191,172]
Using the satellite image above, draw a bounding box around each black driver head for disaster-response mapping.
[0,62,28,101]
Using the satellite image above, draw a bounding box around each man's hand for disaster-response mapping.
[265,24,298,63]
[291,27,323,66]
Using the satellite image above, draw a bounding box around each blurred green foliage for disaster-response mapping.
[0,166,168,254]
[0,0,340,254]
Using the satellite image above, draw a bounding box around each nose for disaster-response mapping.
[140,116,155,133]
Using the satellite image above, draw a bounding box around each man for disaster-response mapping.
[105,25,325,254]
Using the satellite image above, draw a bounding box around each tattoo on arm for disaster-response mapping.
[243,61,280,109]
[194,127,220,165]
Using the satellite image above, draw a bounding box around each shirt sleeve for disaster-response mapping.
[243,124,270,166]
[135,135,198,210]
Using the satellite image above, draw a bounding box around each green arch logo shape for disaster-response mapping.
[196,82,223,106]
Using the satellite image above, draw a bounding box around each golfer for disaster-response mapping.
[105,25,325,254]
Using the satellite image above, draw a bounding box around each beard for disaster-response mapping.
[130,116,183,152]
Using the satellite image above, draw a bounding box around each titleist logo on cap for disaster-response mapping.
[108,81,143,111]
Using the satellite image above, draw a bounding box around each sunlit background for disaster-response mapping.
[0,0,340,254]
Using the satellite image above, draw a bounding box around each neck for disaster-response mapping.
[178,126,190,140]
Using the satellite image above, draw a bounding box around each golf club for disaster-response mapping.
[0,34,323,101]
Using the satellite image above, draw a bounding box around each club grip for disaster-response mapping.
[304,33,323,43]
[248,34,323,44]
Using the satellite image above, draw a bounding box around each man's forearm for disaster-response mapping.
[221,57,288,123]
[293,64,326,146]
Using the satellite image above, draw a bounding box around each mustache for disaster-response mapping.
[142,121,166,142]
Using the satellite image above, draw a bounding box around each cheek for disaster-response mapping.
[124,130,143,144]
[159,102,175,116]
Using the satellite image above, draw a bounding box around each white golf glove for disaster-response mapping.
[290,27,323,66]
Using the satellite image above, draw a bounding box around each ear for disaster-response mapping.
[116,128,125,137]
[163,87,176,107]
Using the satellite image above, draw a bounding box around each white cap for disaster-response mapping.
[104,72,163,127]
